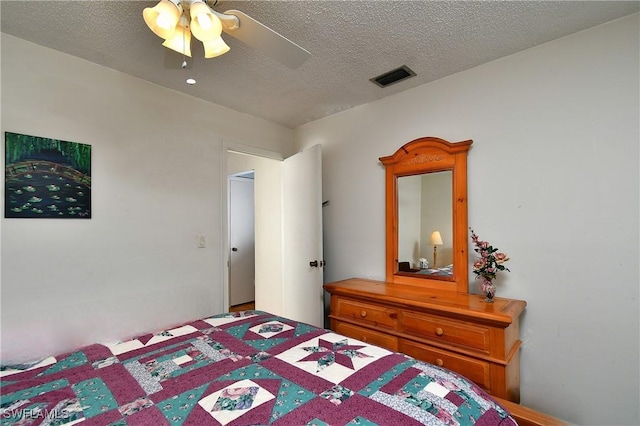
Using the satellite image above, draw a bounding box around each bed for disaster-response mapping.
[0,311,519,425]
[415,264,453,277]
[398,262,453,277]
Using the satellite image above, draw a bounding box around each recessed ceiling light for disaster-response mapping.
[186,78,196,85]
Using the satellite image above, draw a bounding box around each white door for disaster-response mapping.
[282,144,324,327]
[229,176,255,306]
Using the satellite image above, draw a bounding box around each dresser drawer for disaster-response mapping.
[399,339,491,391]
[334,298,398,329]
[400,311,490,353]
[335,321,398,351]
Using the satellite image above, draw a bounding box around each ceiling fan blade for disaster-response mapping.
[221,9,311,69]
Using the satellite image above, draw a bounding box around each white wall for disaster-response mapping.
[295,14,639,426]
[0,34,293,362]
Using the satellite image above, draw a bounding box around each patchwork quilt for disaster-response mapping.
[0,311,517,425]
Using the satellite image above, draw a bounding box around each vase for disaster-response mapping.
[480,278,496,303]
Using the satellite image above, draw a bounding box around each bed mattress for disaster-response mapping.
[0,311,516,425]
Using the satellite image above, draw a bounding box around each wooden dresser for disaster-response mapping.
[324,278,526,402]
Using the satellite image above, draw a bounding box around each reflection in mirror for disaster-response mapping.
[397,171,453,279]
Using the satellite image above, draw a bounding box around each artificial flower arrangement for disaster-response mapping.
[469,228,510,300]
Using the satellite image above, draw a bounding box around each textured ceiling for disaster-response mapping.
[1,1,638,128]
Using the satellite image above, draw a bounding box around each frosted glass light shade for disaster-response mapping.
[430,231,443,245]
[162,22,192,57]
[190,1,222,42]
[203,37,230,58]
[143,0,182,40]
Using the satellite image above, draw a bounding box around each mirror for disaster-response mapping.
[380,137,472,292]
[397,171,453,279]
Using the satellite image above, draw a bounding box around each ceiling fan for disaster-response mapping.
[143,0,311,69]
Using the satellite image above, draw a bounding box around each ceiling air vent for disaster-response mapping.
[370,65,416,88]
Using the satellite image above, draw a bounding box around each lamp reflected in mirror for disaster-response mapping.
[430,230,443,267]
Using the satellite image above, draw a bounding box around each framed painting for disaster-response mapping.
[5,132,91,218]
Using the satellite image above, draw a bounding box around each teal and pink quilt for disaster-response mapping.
[0,311,517,425]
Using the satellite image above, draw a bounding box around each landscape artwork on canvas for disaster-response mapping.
[4,132,91,218]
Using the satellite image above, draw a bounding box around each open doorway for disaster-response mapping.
[224,145,323,327]
[228,172,255,312]
[225,148,284,314]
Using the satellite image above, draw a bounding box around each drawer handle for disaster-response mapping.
[360,310,367,318]
[435,327,444,336]
[435,358,444,367]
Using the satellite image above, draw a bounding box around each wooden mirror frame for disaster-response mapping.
[380,136,473,292]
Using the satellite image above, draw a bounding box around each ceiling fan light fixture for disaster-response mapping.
[190,0,222,42]
[143,0,182,40]
[142,1,309,68]
[162,15,192,57]
[203,36,230,58]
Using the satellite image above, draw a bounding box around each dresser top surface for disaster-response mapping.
[324,278,526,326]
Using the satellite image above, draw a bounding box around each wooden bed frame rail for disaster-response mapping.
[493,397,573,426]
